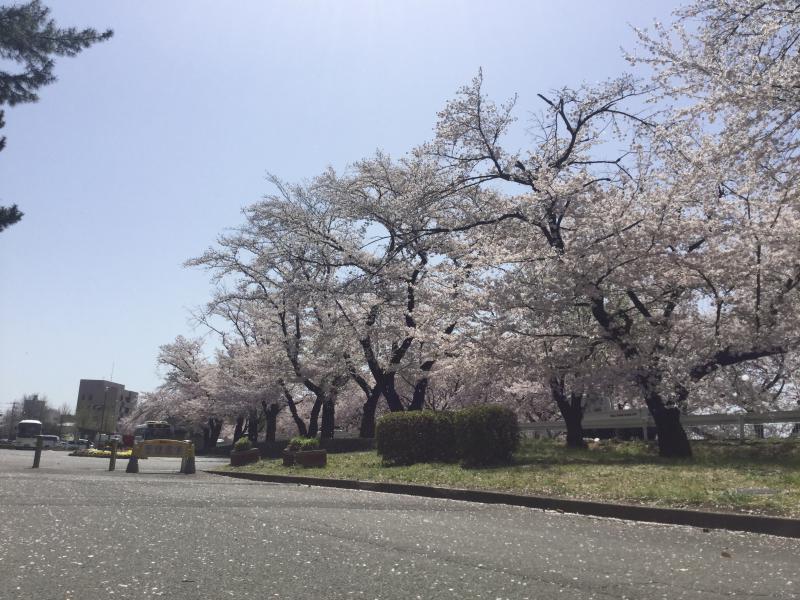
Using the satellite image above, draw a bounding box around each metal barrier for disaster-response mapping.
[126,439,196,474]
[520,409,800,440]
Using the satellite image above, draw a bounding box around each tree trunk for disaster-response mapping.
[247,409,259,443]
[321,399,335,439]
[409,357,438,411]
[408,376,429,411]
[282,384,308,437]
[383,374,405,412]
[635,372,693,458]
[550,376,586,449]
[262,402,279,443]
[650,405,692,458]
[203,418,223,450]
[560,403,586,449]
[307,397,323,438]
[359,391,380,438]
[232,415,245,444]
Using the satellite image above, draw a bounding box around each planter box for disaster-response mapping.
[283,449,327,468]
[230,447,260,467]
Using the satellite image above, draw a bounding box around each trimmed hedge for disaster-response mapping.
[455,405,519,466]
[200,438,377,458]
[376,405,519,466]
[319,437,375,454]
[287,436,320,451]
[376,411,458,466]
[233,437,253,452]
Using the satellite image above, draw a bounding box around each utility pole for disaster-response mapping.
[6,401,18,438]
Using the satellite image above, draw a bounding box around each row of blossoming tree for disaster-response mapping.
[132,0,799,457]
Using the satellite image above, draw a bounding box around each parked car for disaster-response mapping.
[64,439,93,451]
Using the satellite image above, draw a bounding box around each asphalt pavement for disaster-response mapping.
[0,449,798,600]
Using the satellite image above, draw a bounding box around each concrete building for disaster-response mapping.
[75,380,138,439]
[119,389,139,421]
[22,395,47,420]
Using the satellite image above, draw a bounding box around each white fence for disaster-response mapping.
[520,409,800,440]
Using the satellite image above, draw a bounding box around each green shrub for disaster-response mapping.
[376,411,458,466]
[233,437,253,452]
[455,405,519,466]
[287,436,320,452]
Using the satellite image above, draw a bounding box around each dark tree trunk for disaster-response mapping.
[262,402,280,442]
[247,409,259,443]
[559,401,586,449]
[348,359,381,439]
[650,405,692,458]
[409,357,438,411]
[408,376,429,411]
[232,415,245,443]
[321,399,335,439]
[383,374,405,412]
[635,373,693,458]
[203,417,223,450]
[307,396,323,438]
[550,376,586,449]
[588,291,692,457]
[359,389,380,438]
[282,384,308,437]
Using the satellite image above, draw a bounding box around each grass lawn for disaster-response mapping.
[218,438,800,518]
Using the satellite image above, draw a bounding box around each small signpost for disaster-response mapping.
[108,439,118,471]
[126,439,196,474]
[32,435,44,469]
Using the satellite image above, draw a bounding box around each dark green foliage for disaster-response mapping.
[456,405,519,466]
[287,436,320,452]
[319,437,375,453]
[376,407,519,466]
[0,1,113,107]
[233,436,252,452]
[376,411,458,466]
[0,1,113,232]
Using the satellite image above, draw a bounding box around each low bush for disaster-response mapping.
[233,437,253,452]
[287,436,320,452]
[319,437,375,453]
[456,405,519,466]
[376,411,458,465]
[71,448,133,459]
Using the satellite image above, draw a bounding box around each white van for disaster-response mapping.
[41,435,59,449]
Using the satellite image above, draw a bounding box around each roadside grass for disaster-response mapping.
[218,438,800,517]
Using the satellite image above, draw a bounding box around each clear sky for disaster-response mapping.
[0,0,681,412]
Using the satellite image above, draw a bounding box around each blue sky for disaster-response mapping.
[0,0,680,412]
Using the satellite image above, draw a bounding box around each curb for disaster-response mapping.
[208,470,800,539]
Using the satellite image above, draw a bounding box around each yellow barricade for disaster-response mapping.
[126,439,195,474]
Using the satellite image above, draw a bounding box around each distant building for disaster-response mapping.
[119,389,139,420]
[75,380,138,439]
[22,395,47,420]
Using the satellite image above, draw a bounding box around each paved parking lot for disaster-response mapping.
[1,448,798,599]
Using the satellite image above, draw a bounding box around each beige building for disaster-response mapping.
[75,380,138,439]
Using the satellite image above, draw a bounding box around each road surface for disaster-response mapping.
[0,449,797,599]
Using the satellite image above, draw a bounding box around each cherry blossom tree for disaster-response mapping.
[426,51,798,456]
[152,335,225,449]
[188,177,356,439]
[160,0,798,459]
[315,153,476,436]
